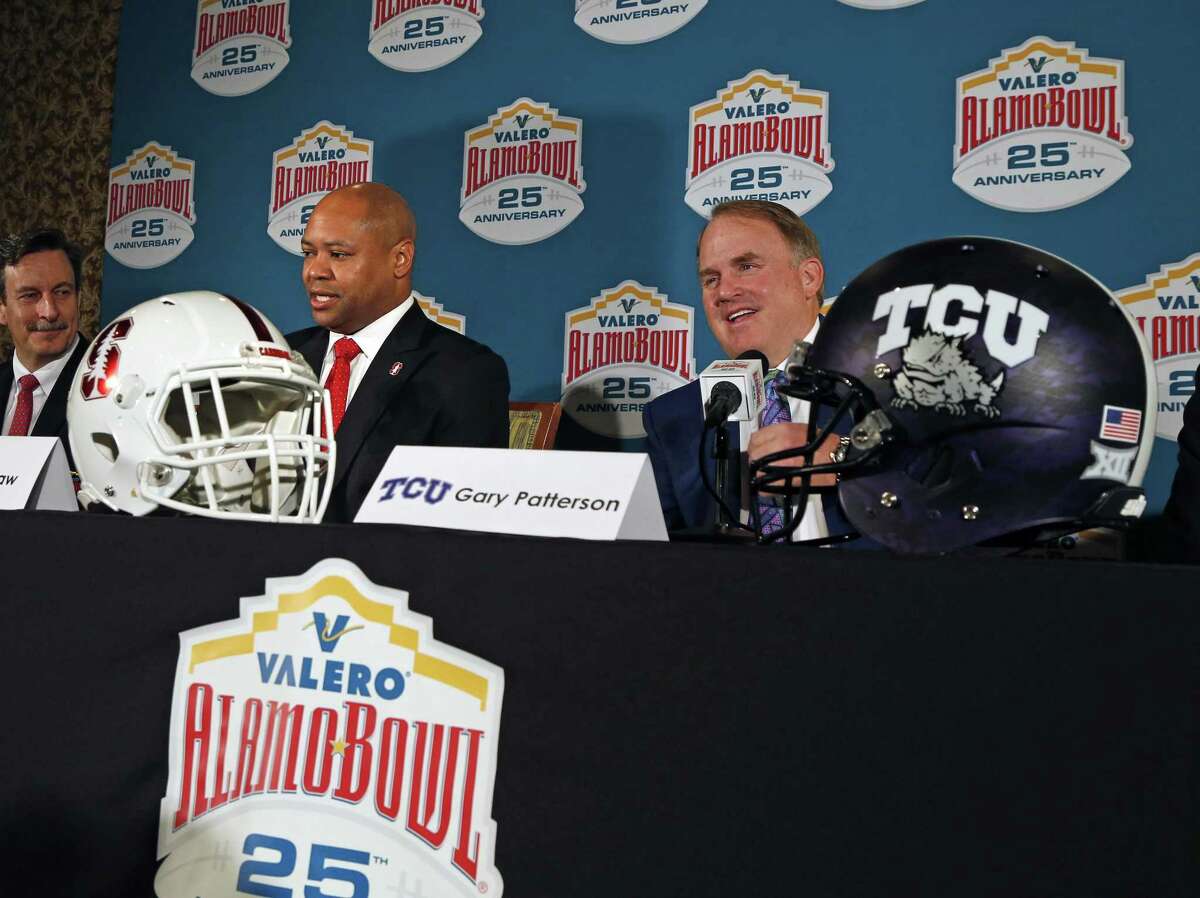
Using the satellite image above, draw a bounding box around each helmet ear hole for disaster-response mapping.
[91,432,119,464]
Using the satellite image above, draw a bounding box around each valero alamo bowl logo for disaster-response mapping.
[562,280,695,439]
[154,559,505,898]
[460,98,586,245]
[953,36,1133,212]
[106,142,197,269]
[685,69,835,220]
[574,0,707,44]
[369,0,485,72]
[192,0,292,97]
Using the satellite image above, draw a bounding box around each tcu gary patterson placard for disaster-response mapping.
[269,121,375,256]
[953,36,1133,212]
[192,0,292,97]
[415,290,467,334]
[460,97,586,245]
[686,69,835,220]
[370,0,485,73]
[562,280,695,439]
[155,559,505,898]
[106,142,197,269]
[1117,253,1200,441]
[574,0,707,45]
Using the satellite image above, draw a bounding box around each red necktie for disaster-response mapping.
[7,374,40,436]
[323,337,362,437]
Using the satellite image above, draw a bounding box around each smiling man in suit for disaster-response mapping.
[0,228,89,467]
[289,183,510,523]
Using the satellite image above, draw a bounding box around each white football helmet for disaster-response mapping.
[68,291,334,522]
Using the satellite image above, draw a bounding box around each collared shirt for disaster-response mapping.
[769,318,827,543]
[317,295,415,409]
[2,334,81,435]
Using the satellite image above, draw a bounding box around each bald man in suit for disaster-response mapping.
[287,183,509,523]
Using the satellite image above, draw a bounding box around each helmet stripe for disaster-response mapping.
[228,295,274,343]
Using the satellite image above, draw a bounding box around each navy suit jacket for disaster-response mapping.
[642,378,855,538]
[0,336,88,471]
[289,307,510,524]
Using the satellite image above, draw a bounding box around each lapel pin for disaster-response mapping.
[389,361,404,376]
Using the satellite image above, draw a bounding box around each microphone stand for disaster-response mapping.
[712,422,735,532]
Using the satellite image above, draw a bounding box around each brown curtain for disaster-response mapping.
[0,0,122,358]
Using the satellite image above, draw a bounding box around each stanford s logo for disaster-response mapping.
[80,317,134,400]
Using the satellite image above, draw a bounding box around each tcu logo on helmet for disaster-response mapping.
[874,284,1049,418]
[80,318,134,400]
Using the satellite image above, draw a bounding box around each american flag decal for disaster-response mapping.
[1099,405,1142,444]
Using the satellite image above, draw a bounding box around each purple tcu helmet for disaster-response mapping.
[762,237,1155,553]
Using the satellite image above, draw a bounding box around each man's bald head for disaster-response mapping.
[317,182,416,245]
[300,183,419,334]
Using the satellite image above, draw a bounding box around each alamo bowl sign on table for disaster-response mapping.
[106,142,197,269]
[460,98,586,245]
[953,36,1133,212]
[369,0,485,72]
[685,69,835,220]
[574,0,707,45]
[562,280,695,439]
[154,559,504,898]
[192,0,292,97]
[1117,253,1200,441]
[268,121,374,255]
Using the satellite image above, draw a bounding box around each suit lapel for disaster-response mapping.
[0,357,13,423]
[31,337,88,439]
[330,307,435,490]
[292,328,330,382]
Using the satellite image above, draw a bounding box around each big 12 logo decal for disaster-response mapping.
[192,0,292,97]
[953,36,1133,212]
[1117,253,1200,440]
[155,559,505,898]
[369,0,485,72]
[685,69,835,220]
[460,98,586,245]
[562,280,695,439]
[106,142,197,269]
[268,121,375,255]
[574,0,708,45]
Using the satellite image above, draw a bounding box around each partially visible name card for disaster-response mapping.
[0,437,77,511]
[355,446,667,541]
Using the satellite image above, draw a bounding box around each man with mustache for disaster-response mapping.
[0,228,88,467]
[288,183,510,523]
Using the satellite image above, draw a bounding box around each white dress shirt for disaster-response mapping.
[769,318,828,542]
[2,334,81,435]
[317,295,415,407]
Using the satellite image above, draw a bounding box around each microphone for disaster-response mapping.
[699,349,769,428]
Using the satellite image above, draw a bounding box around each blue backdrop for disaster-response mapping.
[103,0,1200,511]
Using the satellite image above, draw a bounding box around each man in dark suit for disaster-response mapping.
[0,228,88,468]
[288,183,509,523]
[642,201,843,538]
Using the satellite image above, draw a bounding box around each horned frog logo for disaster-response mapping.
[891,329,1005,418]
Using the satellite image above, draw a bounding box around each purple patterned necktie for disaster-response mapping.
[756,371,791,535]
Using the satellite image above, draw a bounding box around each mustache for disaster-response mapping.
[27,320,68,333]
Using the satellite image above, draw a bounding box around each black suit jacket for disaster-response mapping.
[1160,363,1200,562]
[0,336,88,471]
[288,306,510,523]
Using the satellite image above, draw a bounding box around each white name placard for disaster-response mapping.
[355,446,667,541]
[0,437,77,511]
